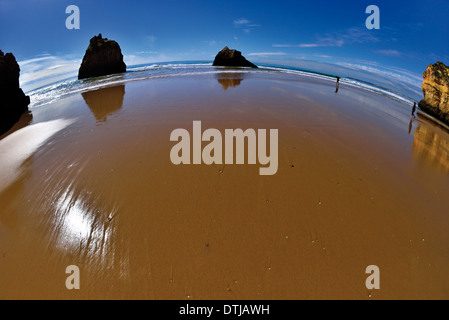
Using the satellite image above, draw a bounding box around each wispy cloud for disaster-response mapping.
[233,18,250,26]
[273,27,379,48]
[19,54,80,92]
[204,40,218,46]
[376,49,401,57]
[273,43,327,48]
[135,51,159,54]
[248,52,287,57]
[124,53,176,66]
[233,17,260,33]
[336,61,423,95]
[144,35,157,46]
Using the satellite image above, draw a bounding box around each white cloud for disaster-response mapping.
[335,61,423,94]
[274,43,322,48]
[233,18,250,26]
[124,53,176,66]
[376,49,401,57]
[273,27,379,48]
[145,35,157,43]
[18,55,81,92]
[233,17,260,33]
[205,40,218,46]
[248,52,287,56]
[313,54,333,59]
[143,35,157,47]
[135,51,159,54]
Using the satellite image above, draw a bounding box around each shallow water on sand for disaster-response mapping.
[1,72,449,299]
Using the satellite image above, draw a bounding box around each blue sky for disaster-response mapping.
[1,0,448,97]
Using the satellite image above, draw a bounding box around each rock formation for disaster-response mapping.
[78,34,126,80]
[0,50,30,135]
[213,47,257,68]
[419,61,449,125]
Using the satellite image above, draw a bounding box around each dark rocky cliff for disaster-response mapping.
[0,50,30,135]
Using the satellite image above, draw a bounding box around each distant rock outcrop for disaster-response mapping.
[213,47,257,68]
[419,61,449,125]
[78,34,126,80]
[0,50,30,135]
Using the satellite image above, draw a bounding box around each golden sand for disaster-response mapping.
[1,73,449,299]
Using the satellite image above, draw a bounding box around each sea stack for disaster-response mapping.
[419,61,449,125]
[78,34,126,80]
[0,50,30,135]
[213,47,257,68]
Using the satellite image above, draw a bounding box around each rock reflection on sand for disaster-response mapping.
[413,123,449,172]
[216,73,244,90]
[82,85,125,122]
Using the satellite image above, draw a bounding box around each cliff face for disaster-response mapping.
[213,47,257,68]
[0,50,30,135]
[418,61,449,125]
[78,34,126,80]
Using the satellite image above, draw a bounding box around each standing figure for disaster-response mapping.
[411,102,417,118]
[335,76,340,93]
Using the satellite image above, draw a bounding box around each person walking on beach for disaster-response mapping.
[335,76,340,93]
[411,102,417,118]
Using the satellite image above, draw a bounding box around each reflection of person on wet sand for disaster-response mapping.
[408,118,413,134]
[335,76,340,93]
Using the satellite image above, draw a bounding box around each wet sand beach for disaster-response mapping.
[1,72,449,299]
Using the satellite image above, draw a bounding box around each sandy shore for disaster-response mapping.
[1,72,449,299]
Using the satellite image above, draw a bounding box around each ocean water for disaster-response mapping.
[25,61,420,113]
